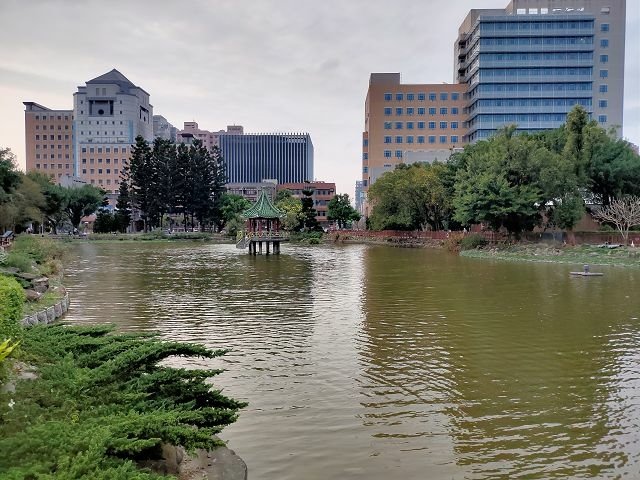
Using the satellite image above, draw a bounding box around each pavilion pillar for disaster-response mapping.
[266,242,270,255]
[259,242,263,255]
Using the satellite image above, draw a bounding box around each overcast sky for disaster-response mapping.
[0,0,638,198]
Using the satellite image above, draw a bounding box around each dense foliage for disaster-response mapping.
[0,149,106,233]
[126,136,227,232]
[0,275,25,341]
[0,324,246,479]
[327,194,361,229]
[368,106,640,237]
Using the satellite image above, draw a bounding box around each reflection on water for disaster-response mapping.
[63,242,640,479]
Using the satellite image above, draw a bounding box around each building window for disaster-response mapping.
[439,136,447,144]
[429,93,436,101]
[363,166,368,173]
[440,93,448,101]
[429,107,436,115]
[598,115,607,123]
[451,93,460,101]
[418,107,425,115]
[395,136,403,144]
[451,121,459,129]
[407,93,415,101]
[417,136,425,144]
[406,136,414,144]
[440,107,448,115]
[601,23,609,31]
[395,122,403,129]
[440,121,448,129]
[451,107,459,115]
[599,100,608,108]
[600,69,608,78]
[599,84,608,93]
[428,136,436,144]
[396,107,403,116]
[418,93,426,101]
[384,136,392,143]
[395,150,402,158]
[418,121,425,129]
[600,39,609,47]
[451,135,459,144]
[428,122,436,129]
[600,54,609,63]
[406,107,414,115]
[362,153,368,160]
[384,122,392,130]
[384,150,391,158]
[406,122,414,130]
[396,93,403,101]
[384,93,392,101]
[384,108,392,116]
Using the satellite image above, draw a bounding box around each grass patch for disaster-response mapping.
[461,244,640,267]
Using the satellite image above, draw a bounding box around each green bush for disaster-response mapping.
[0,325,246,478]
[0,275,25,340]
[10,235,66,265]
[460,233,488,250]
[5,252,34,273]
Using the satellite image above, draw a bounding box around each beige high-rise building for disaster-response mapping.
[176,122,244,150]
[23,102,74,179]
[362,73,466,213]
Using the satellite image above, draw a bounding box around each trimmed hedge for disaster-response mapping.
[0,275,25,340]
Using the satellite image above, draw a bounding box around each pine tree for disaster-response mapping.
[300,184,321,232]
[210,145,227,232]
[115,163,132,233]
[128,136,152,231]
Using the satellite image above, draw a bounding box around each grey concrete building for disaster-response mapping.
[153,115,177,142]
[73,69,153,193]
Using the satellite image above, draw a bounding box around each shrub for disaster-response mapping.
[5,252,35,273]
[10,235,66,265]
[0,275,26,340]
[460,233,488,250]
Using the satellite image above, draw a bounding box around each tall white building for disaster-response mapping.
[73,69,153,193]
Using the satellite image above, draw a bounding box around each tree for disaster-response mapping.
[327,194,361,229]
[300,185,321,232]
[209,145,228,232]
[220,193,251,229]
[65,185,106,231]
[93,209,117,233]
[128,136,153,231]
[0,148,21,206]
[593,196,640,246]
[27,172,68,234]
[276,194,304,231]
[0,173,46,232]
[115,163,133,233]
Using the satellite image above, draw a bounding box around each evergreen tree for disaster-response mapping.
[300,184,321,232]
[210,145,228,231]
[115,163,132,233]
[128,136,153,231]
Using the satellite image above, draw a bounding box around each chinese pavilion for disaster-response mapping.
[238,189,288,255]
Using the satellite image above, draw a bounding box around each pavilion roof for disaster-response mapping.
[242,189,284,219]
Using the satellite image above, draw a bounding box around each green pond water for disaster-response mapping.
[63,242,640,479]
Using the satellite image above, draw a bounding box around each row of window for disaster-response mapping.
[384,121,460,130]
[473,98,591,108]
[79,120,125,125]
[479,51,593,62]
[384,92,461,102]
[471,82,593,94]
[469,113,573,125]
[479,20,594,32]
[382,140,460,158]
[34,115,71,121]
[35,164,71,169]
[476,67,593,77]
[35,144,70,150]
[35,154,70,160]
[34,135,70,141]
[384,107,460,116]
[81,147,128,154]
[382,135,460,144]
[79,131,127,136]
[479,36,594,46]
[35,125,70,131]
[81,158,123,165]
[81,169,119,175]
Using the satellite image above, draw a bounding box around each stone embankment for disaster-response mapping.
[21,291,70,327]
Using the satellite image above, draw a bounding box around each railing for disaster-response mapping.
[243,231,290,240]
[331,229,502,243]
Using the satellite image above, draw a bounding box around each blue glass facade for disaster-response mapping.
[219,133,313,184]
[459,15,596,142]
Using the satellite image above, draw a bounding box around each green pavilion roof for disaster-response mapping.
[242,189,284,219]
